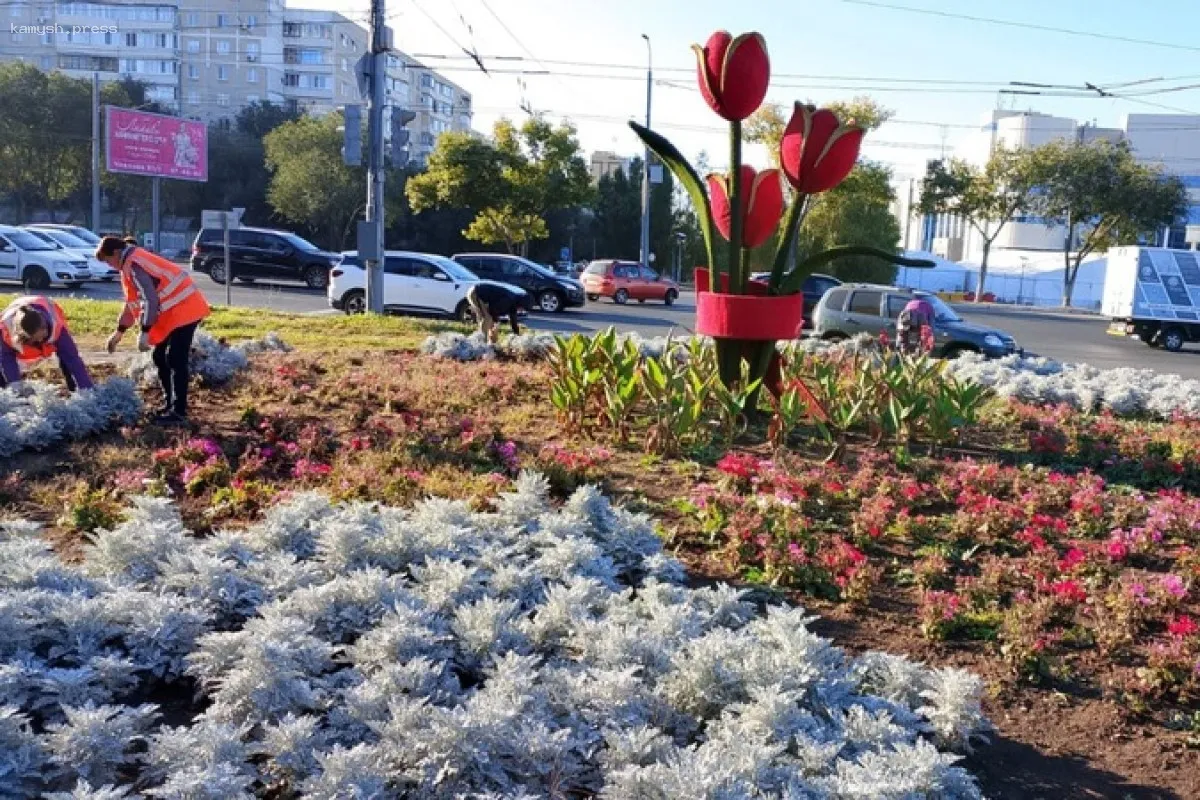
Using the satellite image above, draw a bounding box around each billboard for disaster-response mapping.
[105,106,208,182]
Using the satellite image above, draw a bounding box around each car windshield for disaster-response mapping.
[513,257,554,278]
[41,230,89,248]
[282,233,319,252]
[7,230,56,251]
[428,255,478,282]
[920,294,962,323]
[23,230,64,248]
[66,227,100,245]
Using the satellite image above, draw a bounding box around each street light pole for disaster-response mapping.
[365,0,388,314]
[639,34,652,268]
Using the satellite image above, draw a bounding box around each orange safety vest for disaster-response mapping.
[120,247,210,346]
[0,296,66,367]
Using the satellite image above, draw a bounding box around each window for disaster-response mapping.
[186,11,198,26]
[420,74,432,88]
[187,64,198,79]
[217,93,230,107]
[187,39,199,53]
[216,40,230,54]
[247,42,259,56]
[155,33,167,47]
[584,262,608,276]
[10,32,23,42]
[217,65,228,81]
[40,30,52,43]
[298,48,323,64]
[823,288,848,312]
[9,3,20,17]
[245,14,256,28]
[216,13,229,27]
[247,67,258,83]
[341,57,348,72]
[384,257,414,277]
[614,264,639,279]
[283,72,299,87]
[885,296,912,319]
[186,90,199,105]
[124,31,136,47]
[121,58,136,72]
[411,261,445,281]
[283,22,301,37]
[639,267,659,281]
[848,290,882,317]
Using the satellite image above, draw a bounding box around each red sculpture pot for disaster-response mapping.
[694,268,803,341]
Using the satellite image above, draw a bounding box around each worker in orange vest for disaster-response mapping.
[0,296,94,392]
[95,236,211,425]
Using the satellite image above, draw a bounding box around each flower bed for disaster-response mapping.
[0,477,987,797]
[129,332,292,388]
[0,379,142,459]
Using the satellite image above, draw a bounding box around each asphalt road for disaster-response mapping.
[37,278,1200,380]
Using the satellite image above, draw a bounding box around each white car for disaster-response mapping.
[21,226,116,281]
[0,224,93,289]
[24,223,102,249]
[329,250,528,321]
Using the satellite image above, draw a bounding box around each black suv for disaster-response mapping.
[452,253,586,313]
[190,227,342,290]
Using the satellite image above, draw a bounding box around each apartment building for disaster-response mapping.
[589,150,630,182]
[0,0,473,156]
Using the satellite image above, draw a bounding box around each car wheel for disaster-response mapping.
[613,289,629,305]
[342,290,366,315]
[455,300,476,324]
[537,290,563,313]
[22,267,50,291]
[587,293,599,302]
[664,289,678,306]
[1163,326,1185,352]
[208,261,228,284]
[303,265,329,290]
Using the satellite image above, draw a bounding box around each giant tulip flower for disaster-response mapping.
[780,103,865,194]
[693,31,770,122]
[708,166,784,249]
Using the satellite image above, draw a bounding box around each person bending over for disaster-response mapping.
[0,296,93,391]
[466,283,529,344]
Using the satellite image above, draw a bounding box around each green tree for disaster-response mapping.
[0,63,91,218]
[797,161,902,283]
[1025,140,1189,306]
[592,167,639,258]
[406,117,593,252]
[918,148,1039,300]
[264,112,364,249]
[464,207,549,253]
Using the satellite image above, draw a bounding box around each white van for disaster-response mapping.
[0,224,94,289]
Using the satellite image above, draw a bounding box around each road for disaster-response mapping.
[40,278,1200,380]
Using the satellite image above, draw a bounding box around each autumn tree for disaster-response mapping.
[918,148,1039,300]
[1024,140,1188,306]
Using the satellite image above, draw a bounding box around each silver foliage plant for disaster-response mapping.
[421,330,703,363]
[128,331,291,388]
[0,476,989,797]
[0,379,142,459]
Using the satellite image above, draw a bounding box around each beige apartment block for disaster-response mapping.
[0,0,473,154]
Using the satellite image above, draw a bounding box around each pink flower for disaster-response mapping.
[1160,574,1188,600]
[1106,536,1129,562]
[1167,615,1198,639]
[1058,547,1086,572]
[717,453,763,480]
[291,459,331,480]
[1129,582,1154,606]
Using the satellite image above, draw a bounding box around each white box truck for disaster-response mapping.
[1103,246,1200,352]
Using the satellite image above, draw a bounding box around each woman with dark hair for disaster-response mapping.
[95,235,210,425]
[0,296,93,391]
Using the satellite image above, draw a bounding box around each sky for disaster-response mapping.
[292,0,1200,181]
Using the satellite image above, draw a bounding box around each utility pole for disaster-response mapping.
[639,34,652,268]
[903,178,915,251]
[364,0,389,314]
[91,73,101,233]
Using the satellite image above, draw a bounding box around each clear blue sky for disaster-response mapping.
[300,0,1200,178]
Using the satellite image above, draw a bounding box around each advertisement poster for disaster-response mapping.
[105,106,208,182]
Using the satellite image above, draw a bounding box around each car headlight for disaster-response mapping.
[983,334,1003,348]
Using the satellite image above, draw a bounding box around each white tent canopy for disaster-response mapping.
[896,249,1108,309]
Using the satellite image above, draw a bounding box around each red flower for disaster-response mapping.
[707,166,784,249]
[780,104,864,194]
[717,452,763,480]
[1050,578,1088,604]
[1058,547,1087,573]
[1168,615,1198,639]
[693,31,770,122]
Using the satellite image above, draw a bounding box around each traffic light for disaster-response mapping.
[342,104,362,166]
[390,107,417,168]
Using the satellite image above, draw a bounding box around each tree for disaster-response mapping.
[236,100,302,139]
[264,112,364,249]
[406,117,593,252]
[464,207,549,254]
[1025,140,1189,306]
[918,148,1039,300]
[797,162,902,284]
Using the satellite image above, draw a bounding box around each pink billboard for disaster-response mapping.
[105,106,208,182]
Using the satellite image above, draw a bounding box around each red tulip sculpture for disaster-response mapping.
[630,30,932,397]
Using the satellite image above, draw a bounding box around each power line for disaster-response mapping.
[839,0,1200,54]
